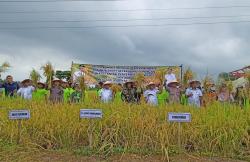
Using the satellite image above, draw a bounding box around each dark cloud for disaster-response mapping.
[0,0,250,80]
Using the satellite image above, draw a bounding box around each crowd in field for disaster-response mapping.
[0,65,249,108]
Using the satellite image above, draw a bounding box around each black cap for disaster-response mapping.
[79,64,85,68]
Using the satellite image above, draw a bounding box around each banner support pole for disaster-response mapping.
[180,64,184,83]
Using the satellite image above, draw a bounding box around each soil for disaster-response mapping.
[25,152,247,162]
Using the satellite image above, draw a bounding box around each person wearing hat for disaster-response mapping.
[17,79,35,100]
[99,81,113,103]
[73,64,85,84]
[217,83,234,103]
[185,80,203,107]
[121,80,137,103]
[33,82,48,101]
[144,82,162,106]
[166,80,182,104]
[49,79,64,103]
[165,68,177,86]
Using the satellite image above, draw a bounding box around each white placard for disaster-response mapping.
[168,113,191,123]
[80,109,103,119]
[9,110,30,120]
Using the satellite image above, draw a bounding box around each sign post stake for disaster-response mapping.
[178,122,181,152]
[80,109,103,149]
[9,110,30,144]
[168,112,191,153]
[88,119,94,149]
[17,120,22,144]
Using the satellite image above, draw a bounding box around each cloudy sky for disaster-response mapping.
[0,0,250,81]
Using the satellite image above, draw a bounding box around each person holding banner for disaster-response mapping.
[165,68,177,86]
[144,82,162,106]
[99,81,113,103]
[73,64,85,84]
[185,80,203,107]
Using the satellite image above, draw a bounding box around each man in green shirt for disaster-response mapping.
[33,82,48,101]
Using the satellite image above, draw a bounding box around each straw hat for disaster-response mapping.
[21,79,31,84]
[37,82,46,87]
[124,80,134,86]
[125,80,134,83]
[167,80,179,86]
[52,78,62,83]
[103,81,112,85]
[147,82,155,86]
[189,80,200,84]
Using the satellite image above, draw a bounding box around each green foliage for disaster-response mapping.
[55,71,71,81]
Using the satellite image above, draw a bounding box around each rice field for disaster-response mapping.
[0,96,250,161]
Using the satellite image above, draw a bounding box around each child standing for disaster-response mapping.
[99,81,113,103]
[17,79,35,100]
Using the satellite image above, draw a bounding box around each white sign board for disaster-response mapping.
[9,110,30,120]
[168,113,191,123]
[80,109,103,119]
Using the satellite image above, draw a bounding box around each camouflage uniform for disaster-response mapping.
[235,87,247,107]
[121,88,137,103]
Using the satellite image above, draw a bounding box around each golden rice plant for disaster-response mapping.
[0,62,11,74]
[133,72,146,87]
[41,62,54,89]
[29,69,41,87]
[154,68,167,85]
[183,67,196,87]
[0,97,250,161]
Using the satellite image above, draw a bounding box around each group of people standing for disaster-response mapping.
[96,68,204,107]
[0,65,248,108]
[0,75,83,103]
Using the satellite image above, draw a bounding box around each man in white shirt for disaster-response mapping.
[99,81,113,103]
[165,68,177,86]
[17,79,35,100]
[73,64,85,84]
[185,80,203,107]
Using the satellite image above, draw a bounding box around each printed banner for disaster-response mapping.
[72,63,181,85]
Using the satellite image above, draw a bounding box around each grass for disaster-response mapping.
[0,97,250,161]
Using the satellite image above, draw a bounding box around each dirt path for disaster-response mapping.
[18,152,247,162]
